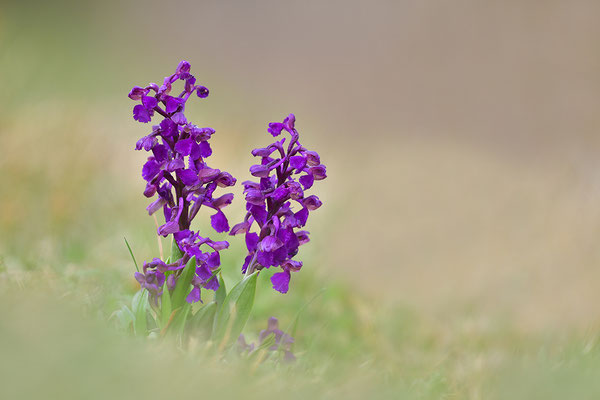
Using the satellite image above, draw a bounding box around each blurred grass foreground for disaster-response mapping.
[3,0,600,398]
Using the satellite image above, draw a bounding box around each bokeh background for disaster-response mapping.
[2,1,600,398]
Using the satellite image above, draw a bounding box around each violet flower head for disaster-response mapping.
[230,114,326,293]
[129,61,236,303]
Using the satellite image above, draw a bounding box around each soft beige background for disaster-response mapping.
[2,0,600,331]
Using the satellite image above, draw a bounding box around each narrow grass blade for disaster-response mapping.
[124,237,139,273]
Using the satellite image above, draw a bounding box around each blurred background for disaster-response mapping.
[2,0,600,376]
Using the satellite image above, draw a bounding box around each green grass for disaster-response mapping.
[3,243,600,399]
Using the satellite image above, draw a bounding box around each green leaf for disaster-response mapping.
[171,256,196,311]
[161,284,172,328]
[214,273,226,307]
[170,238,183,262]
[279,288,326,352]
[124,237,139,273]
[171,302,191,337]
[112,305,135,332]
[132,289,149,336]
[190,301,217,336]
[212,271,258,350]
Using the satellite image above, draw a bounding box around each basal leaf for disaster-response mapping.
[170,238,183,262]
[161,284,172,328]
[171,256,196,311]
[190,301,217,335]
[132,289,149,336]
[212,271,258,350]
[214,273,226,307]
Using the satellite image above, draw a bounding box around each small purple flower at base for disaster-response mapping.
[237,334,255,353]
[135,269,165,298]
[237,317,295,362]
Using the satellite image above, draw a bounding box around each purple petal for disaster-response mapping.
[196,264,212,281]
[250,164,271,178]
[304,150,320,166]
[283,114,296,131]
[133,104,153,123]
[289,155,306,170]
[198,168,220,183]
[268,122,285,137]
[160,118,178,137]
[171,112,187,125]
[299,174,314,190]
[158,221,179,236]
[185,76,196,92]
[251,146,276,157]
[189,142,201,160]
[204,275,219,291]
[196,86,209,98]
[245,188,265,205]
[230,221,250,235]
[249,205,267,225]
[143,183,157,198]
[212,193,234,209]
[210,210,229,233]
[128,86,147,100]
[166,158,185,172]
[142,159,161,181]
[294,207,309,227]
[176,60,191,75]
[296,230,310,245]
[142,95,158,110]
[260,235,283,252]
[215,172,236,187]
[134,272,145,284]
[257,251,274,268]
[198,141,212,158]
[167,275,177,291]
[310,165,327,180]
[152,144,168,162]
[146,197,166,215]
[207,240,229,251]
[165,96,185,113]
[186,286,201,303]
[207,252,221,268]
[271,186,289,203]
[271,270,291,294]
[245,232,259,252]
[303,195,322,211]
[178,168,199,186]
[175,138,194,156]
[242,254,252,273]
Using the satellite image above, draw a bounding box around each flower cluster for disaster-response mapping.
[230,114,326,293]
[130,61,236,303]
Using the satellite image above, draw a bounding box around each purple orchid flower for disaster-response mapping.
[129,61,236,303]
[230,114,326,293]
